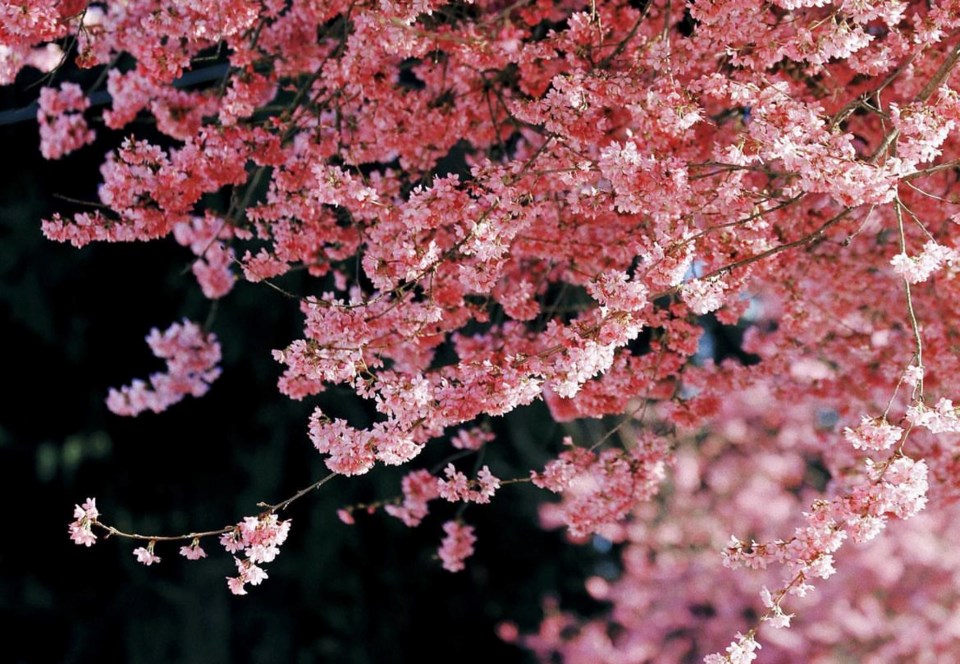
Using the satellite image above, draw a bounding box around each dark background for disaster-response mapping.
[0,74,610,663]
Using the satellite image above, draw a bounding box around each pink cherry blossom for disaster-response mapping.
[67,497,99,547]
[133,544,161,566]
[227,557,269,596]
[172,214,237,299]
[336,509,355,525]
[843,416,903,451]
[438,520,476,573]
[385,469,442,527]
[890,240,955,284]
[106,320,221,416]
[438,464,501,505]
[216,514,290,592]
[37,82,94,160]
[450,426,495,451]
[179,540,207,560]
[680,277,728,316]
[704,633,761,664]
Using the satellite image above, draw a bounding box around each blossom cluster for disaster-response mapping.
[437,520,477,573]
[220,515,292,595]
[533,436,671,538]
[37,82,94,160]
[438,464,501,505]
[67,497,98,547]
[105,320,222,416]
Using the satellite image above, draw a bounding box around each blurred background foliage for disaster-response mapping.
[0,67,617,664]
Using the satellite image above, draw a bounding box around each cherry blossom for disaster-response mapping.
[67,497,98,547]
[533,436,671,538]
[385,469,442,527]
[449,426,495,451]
[37,82,94,160]
[219,514,291,594]
[438,520,476,573]
[132,543,161,566]
[179,540,207,561]
[227,557,269,596]
[843,416,903,451]
[704,633,760,664]
[106,320,221,416]
[890,240,956,284]
[438,464,501,505]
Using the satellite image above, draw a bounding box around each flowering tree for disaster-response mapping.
[7,0,960,660]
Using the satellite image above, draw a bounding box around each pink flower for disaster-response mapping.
[226,557,269,595]
[237,514,291,564]
[531,441,669,538]
[68,497,99,547]
[179,540,207,560]
[172,214,236,299]
[133,544,161,566]
[475,466,501,504]
[220,529,245,554]
[438,520,476,573]
[680,277,728,315]
[37,83,95,160]
[227,576,248,596]
[907,398,960,434]
[438,463,471,502]
[385,469,441,527]
[438,464,501,504]
[719,633,761,664]
[307,413,377,476]
[904,364,924,388]
[219,515,291,594]
[588,271,649,312]
[450,427,495,451]
[843,416,903,451]
[107,320,221,416]
[890,241,955,284]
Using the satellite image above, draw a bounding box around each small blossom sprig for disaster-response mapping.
[334,468,441,528]
[337,462,530,573]
[133,542,161,566]
[890,239,956,285]
[437,464,502,505]
[843,415,904,451]
[68,502,230,566]
[703,632,760,664]
[68,497,99,547]
[220,514,291,595]
[710,422,930,663]
[531,435,672,538]
[383,468,441,527]
[37,82,95,160]
[106,319,221,417]
[337,434,666,575]
[180,538,207,560]
[68,474,335,594]
[345,461,517,528]
[438,520,477,573]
